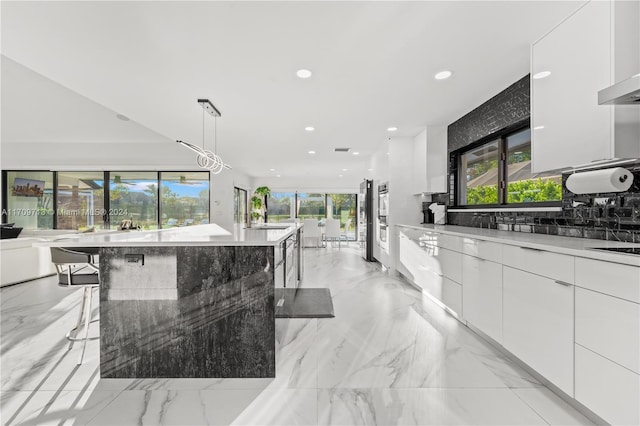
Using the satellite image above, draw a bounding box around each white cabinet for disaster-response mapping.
[411,126,448,194]
[462,255,502,344]
[396,227,462,316]
[575,344,640,426]
[502,245,574,284]
[575,287,639,374]
[425,126,447,194]
[531,0,612,172]
[411,129,428,194]
[503,266,574,396]
[575,257,640,303]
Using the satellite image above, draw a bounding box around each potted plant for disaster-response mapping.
[250,186,270,225]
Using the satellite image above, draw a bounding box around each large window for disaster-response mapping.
[457,127,562,206]
[160,172,210,227]
[505,129,562,203]
[234,187,247,225]
[57,172,105,230]
[297,193,325,221]
[3,170,211,231]
[327,194,357,241]
[267,192,295,223]
[4,171,54,229]
[109,172,158,230]
[460,139,500,205]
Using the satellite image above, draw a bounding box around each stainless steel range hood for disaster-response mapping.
[598,74,640,105]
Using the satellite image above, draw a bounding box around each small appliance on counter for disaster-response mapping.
[421,202,434,224]
[429,203,447,225]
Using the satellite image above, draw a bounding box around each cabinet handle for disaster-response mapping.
[554,280,572,287]
[521,246,544,252]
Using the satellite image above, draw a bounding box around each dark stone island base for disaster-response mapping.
[99,246,275,378]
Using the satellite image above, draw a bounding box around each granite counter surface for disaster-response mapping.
[397,224,640,266]
[35,223,302,247]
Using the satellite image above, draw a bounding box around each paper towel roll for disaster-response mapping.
[565,167,634,194]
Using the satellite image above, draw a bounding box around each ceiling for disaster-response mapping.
[1,1,580,182]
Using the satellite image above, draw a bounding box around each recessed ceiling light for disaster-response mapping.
[305,126,315,132]
[338,174,343,178]
[116,114,130,121]
[387,127,398,132]
[352,152,360,155]
[434,70,452,80]
[276,174,281,178]
[533,71,551,80]
[308,150,316,154]
[269,168,276,171]
[367,168,373,172]
[342,168,348,171]
[534,125,545,130]
[296,69,312,79]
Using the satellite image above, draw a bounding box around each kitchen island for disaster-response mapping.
[41,223,303,379]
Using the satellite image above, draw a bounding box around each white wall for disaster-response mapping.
[211,169,252,232]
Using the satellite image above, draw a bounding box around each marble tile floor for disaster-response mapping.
[1,246,595,425]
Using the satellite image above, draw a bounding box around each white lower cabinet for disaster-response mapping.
[575,287,639,374]
[575,344,640,426]
[442,277,462,315]
[503,266,574,396]
[462,255,502,344]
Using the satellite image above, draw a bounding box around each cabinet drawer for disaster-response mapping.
[462,238,502,263]
[575,344,640,426]
[503,266,574,396]
[398,227,432,242]
[436,247,462,284]
[575,287,639,374]
[435,234,462,252]
[575,257,640,303]
[442,277,462,315]
[502,245,574,283]
[462,255,502,344]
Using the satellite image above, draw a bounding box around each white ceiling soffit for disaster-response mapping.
[1,56,172,146]
[1,1,580,179]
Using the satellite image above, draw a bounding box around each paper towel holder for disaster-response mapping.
[565,167,634,194]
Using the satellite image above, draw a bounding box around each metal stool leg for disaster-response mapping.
[68,287,87,350]
[78,287,92,365]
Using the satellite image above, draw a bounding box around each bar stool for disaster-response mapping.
[50,247,100,365]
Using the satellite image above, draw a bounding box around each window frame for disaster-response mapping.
[453,121,562,209]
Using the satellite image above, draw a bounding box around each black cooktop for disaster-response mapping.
[590,247,640,255]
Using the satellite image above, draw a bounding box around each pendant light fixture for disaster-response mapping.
[176,99,231,174]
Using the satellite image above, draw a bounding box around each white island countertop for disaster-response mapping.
[34,223,302,248]
[397,224,640,266]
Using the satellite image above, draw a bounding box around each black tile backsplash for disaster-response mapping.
[440,73,640,243]
[448,75,530,153]
[447,162,640,243]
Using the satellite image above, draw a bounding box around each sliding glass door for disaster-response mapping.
[234,187,247,225]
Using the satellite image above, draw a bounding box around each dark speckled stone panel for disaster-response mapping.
[448,75,530,153]
[100,246,275,379]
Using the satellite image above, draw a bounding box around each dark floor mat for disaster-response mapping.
[274,288,335,318]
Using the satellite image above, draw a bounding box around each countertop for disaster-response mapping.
[34,223,303,247]
[396,224,640,266]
